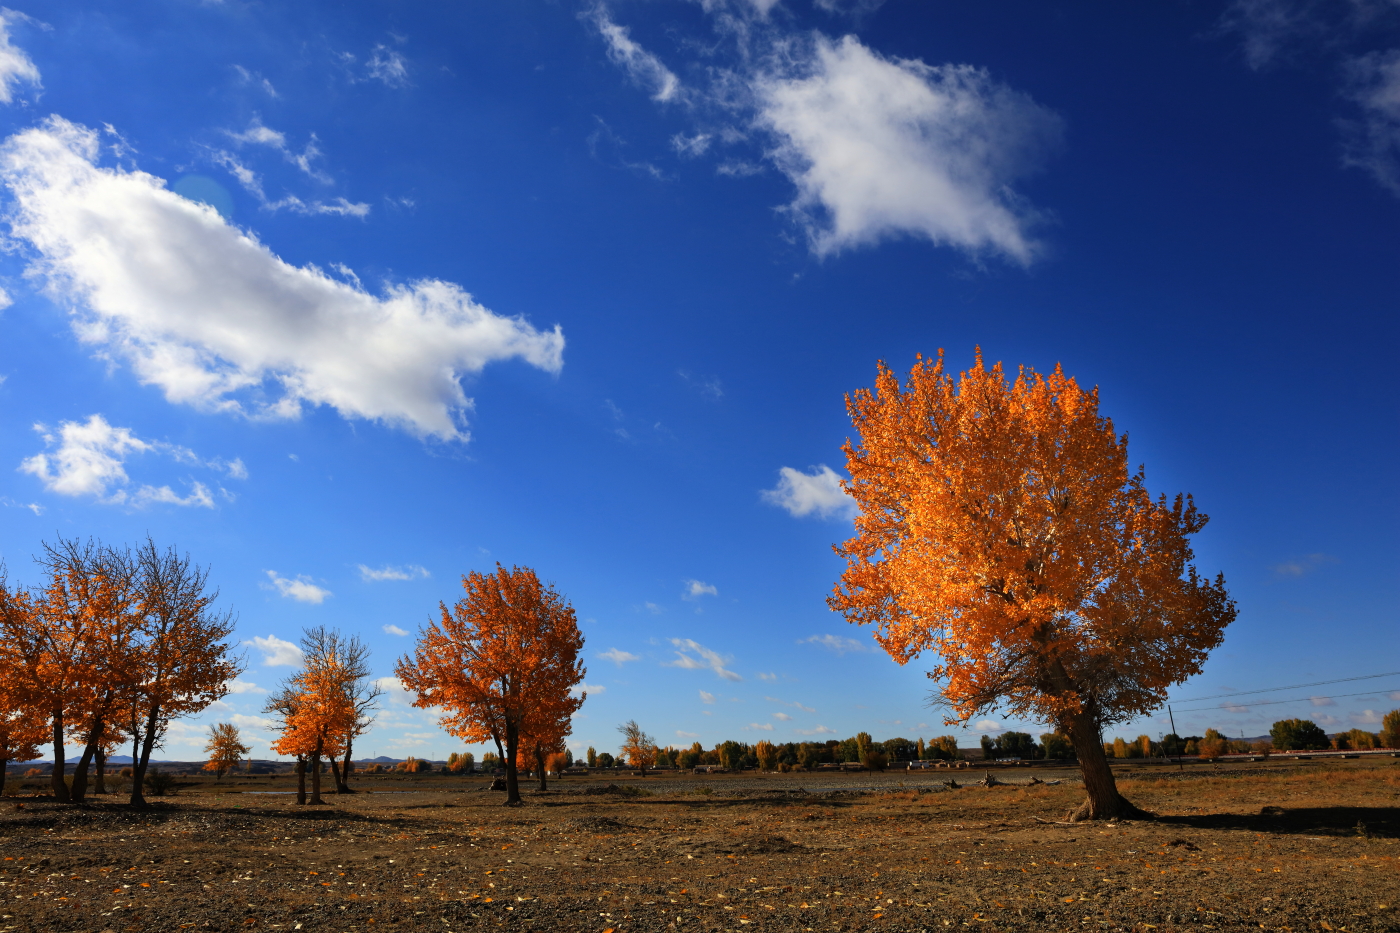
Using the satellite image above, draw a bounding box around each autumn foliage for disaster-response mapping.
[395,564,586,805]
[831,352,1236,820]
[203,723,251,779]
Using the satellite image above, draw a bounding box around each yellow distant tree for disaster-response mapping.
[755,740,778,771]
[203,723,252,780]
[831,351,1236,820]
[617,719,657,774]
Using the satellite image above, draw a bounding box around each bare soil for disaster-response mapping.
[1,757,1397,933]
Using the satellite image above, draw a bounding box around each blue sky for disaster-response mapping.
[0,0,1396,763]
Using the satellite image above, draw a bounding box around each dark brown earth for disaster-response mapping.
[0,757,1396,933]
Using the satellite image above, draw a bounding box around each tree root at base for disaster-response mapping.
[1064,796,1155,822]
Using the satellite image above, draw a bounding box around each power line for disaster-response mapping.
[1170,671,1400,704]
[1170,686,1400,714]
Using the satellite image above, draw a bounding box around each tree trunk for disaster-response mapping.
[337,737,354,793]
[50,708,69,802]
[309,737,324,805]
[535,744,547,792]
[0,756,8,798]
[128,728,145,807]
[70,719,106,803]
[1062,708,1150,822]
[295,759,307,805]
[503,719,521,805]
[328,757,342,791]
[130,704,162,808]
[94,747,107,795]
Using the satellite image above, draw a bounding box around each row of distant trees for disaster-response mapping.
[0,537,242,806]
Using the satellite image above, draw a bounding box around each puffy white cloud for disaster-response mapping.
[745,722,774,731]
[699,689,716,704]
[20,414,224,508]
[359,564,430,582]
[676,729,700,739]
[572,682,606,697]
[754,35,1060,262]
[799,633,865,655]
[762,464,854,519]
[1344,49,1400,196]
[772,712,793,721]
[224,679,266,695]
[588,6,682,103]
[600,647,641,666]
[973,719,1002,733]
[1351,709,1385,725]
[230,713,279,732]
[382,624,410,636]
[247,634,302,666]
[793,725,836,735]
[0,9,40,105]
[665,638,742,681]
[262,571,332,604]
[0,117,565,441]
[682,578,718,600]
[374,676,418,706]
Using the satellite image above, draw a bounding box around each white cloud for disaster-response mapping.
[754,34,1060,262]
[1309,695,1336,707]
[367,44,410,88]
[765,696,816,713]
[1390,691,1400,702]
[0,9,40,105]
[588,6,682,103]
[745,722,774,731]
[224,679,265,695]
[214,149,370,217]
[799,633,865,655]
[814,0,886,14]
[699,690,716,704]
[20,414,221,508]
[1344,49,1400,197]
[682,578,718,600]
[229,713,278,732]
[665,638,742,681]
[0,496,43,515]
[676,730,699,739]
[600,647,641,666]
[0,117,565,441]
[794,725,836,736]
[973,719,1002,733]
[643,601,664,615]
[1221,701,1249,714]
[773,712,793,721]
[762,464,855,519]
[262,571,332,604]
[572,682,606,697]
[757,672,777,682]
[374,675,417,706]
[226,117,332,183]
[1217,0,1317,70]
[233,65,278,98]
[247,634,302,666]
[359,564,430,582]
[1351,709,1385,725]
[382,624,410,636]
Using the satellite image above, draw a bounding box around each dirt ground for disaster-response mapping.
[0,758,1396,933]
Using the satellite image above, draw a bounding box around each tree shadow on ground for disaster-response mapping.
[1156,806,1397,838]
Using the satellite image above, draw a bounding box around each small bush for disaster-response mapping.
[144,769,176,796]
[23,768,42,778]
[861,749,888,771]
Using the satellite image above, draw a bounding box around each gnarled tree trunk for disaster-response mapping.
[1062,708,1150,822]
[50,710,68,802]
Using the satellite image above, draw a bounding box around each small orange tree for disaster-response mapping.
[266,629,357,805]
[617,719,657,775]
[395,565,586,805]
[831,352,1236,820]
[203,723,251,779]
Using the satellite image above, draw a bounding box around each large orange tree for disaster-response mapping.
[831,352,1236,820]
[0,586,47,799]
[266,628,359,805]
[396,565,585,806]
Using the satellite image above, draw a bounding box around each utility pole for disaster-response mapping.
[1168,705,1184,772]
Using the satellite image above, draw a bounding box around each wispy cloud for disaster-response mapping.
[1309,695,1335,707]
[699,690,716,704]
[262,571,331,604]
[745,722,774,732]
[773,712,793,721]
[794,725,836,736]
[756,672,777,682]
[665,638,742,681]
[799,633,865,655]
[765,696,816,713]
[600,647,641,666]
[676,730,699,739]
[359,564,430,582]
[0,9,41,105]
[382,624,410,636]
[682,579,718,600]
[586,6,682,103]
[762,465,855,520]
[1272,553,1337,578]
[1351,709,1384,725]
[20,414,234,508]
[247,634,302,666]
[367,43,410,88]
